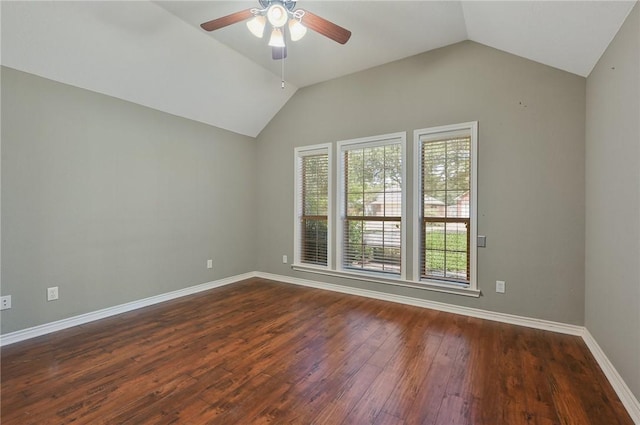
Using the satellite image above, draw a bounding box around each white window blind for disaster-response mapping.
[415,123,477,287]
[295,145,331,267]
[339,134,405,276]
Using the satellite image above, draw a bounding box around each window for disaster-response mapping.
[338,133,406,278]
[294,144,332,267]
[414,122,477,288]
[293,123,478,297]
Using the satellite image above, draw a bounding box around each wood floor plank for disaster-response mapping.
[519,329,563,425]
[309,363,385,425]
[470,320,504,425]
[379,332,443,419]
[340,314,445,424]
[374,412,406,425]
[496,324,531,425]
[263,321,388,423]
[1,278,634,424]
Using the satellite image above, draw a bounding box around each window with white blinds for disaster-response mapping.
[338,133,406,277]
[293,124,477,295]
[294,144,331,267]
[414,122,477,288]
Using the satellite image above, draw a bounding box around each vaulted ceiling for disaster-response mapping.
[2,1,636,137]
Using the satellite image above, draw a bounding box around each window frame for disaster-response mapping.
[293,143,333,269]
[292,124,479,298]
[336,132,407,280]
[413,122,478,291]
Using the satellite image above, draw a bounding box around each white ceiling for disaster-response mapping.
[2,1,636,137]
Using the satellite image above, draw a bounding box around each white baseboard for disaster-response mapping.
[256,272,584,335]
[582,330,640,424]
[2,270,638,423]
[0,272,257,347]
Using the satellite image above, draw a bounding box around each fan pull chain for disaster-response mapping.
[281,52,285,89]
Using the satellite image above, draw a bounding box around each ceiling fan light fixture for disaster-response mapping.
[288,18,307,41]
[246,15,267,38]
[266,3,288,28]
[268,27,286,47]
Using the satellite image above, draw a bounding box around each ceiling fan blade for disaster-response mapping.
[298,9,351,45]
[272,46,287,60]
[200,9,254,32]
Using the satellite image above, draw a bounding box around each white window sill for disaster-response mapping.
[291,264,480,298]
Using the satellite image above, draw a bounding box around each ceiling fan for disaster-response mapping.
[200,0,352,60]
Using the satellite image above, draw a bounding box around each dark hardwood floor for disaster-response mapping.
[1,278,633,424]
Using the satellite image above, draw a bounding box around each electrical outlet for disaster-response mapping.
[282,255,288,264]
[207,259,213,269]
[0,295,11,310]
[47,286,59,301]
[496,280,506,294]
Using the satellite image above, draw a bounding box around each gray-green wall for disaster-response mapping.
[255,41,587,325]
[1,67,257,334]
[586,3,640,401]
[1,42,589,333]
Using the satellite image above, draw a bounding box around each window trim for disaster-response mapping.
[291,263,480,297]
[336,132,407,280]
[293,143,333,269]
[412,121,478,291]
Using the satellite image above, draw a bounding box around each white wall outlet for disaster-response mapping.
[496,280,506,294]
[282,255,288,264]
[47,286,59,301]
[0,295,12,310]
[207,259,213,269]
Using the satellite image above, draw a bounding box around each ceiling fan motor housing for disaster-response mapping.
[258,0,297,12]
